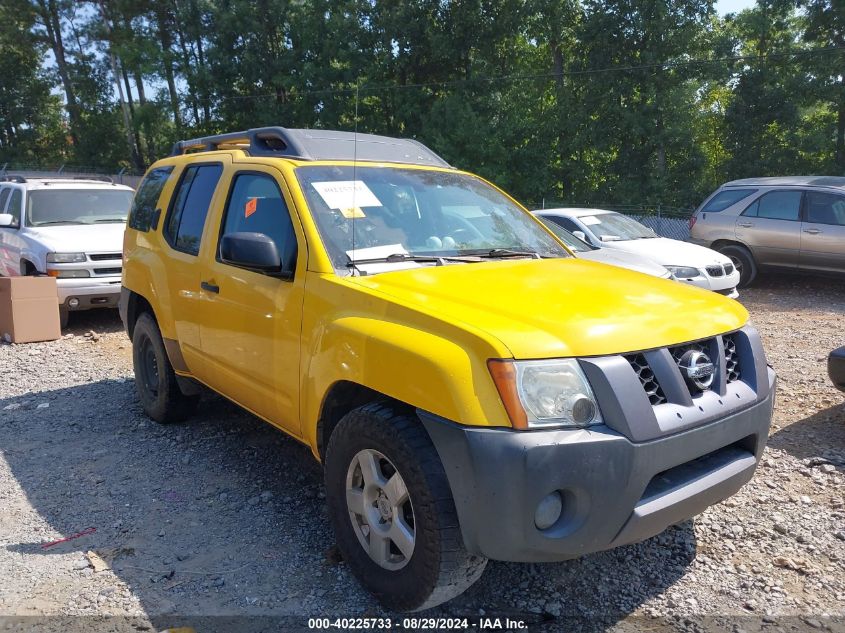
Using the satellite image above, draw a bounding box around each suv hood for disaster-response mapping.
[26,224,125,254]
[603,237,730,267]
[350,258,747,359]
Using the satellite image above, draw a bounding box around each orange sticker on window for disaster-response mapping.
[245,197,257,218]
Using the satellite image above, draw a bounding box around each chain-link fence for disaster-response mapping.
[0,163,144,189]
[530,202,694,241]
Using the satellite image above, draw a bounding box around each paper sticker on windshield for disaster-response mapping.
[580,215,601,226]
[244,197,258,218]
[312,181,381,211]
[340,207,366,219]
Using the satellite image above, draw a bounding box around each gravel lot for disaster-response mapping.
[0,275,843,632]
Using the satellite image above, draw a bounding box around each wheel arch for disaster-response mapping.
[123,289,156,341]
[316,381,412,461]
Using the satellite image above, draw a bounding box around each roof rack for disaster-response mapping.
[72,175,114,184]
[170,126,453,169]
[0,175,26,183]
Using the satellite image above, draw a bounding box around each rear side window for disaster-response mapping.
[806,191,845,226]
[742,191,802,221]
[219,173,298,274]
[701,189,757,213]
[129,166,173,231]
[0,188,10,212]
[165,164,223,255]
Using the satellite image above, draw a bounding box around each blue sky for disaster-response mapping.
[715,0,757,14]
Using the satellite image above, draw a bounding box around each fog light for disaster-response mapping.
[534,492,563,530]
[68,298,80,308]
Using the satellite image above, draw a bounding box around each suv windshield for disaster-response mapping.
[27,189,134,227]
[296,166,568,271]
[582,212,656,241]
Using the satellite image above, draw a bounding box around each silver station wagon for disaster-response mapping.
[689,176,845,287]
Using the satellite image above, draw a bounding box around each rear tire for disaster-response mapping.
[131,312,198,423]
[718,244,757,288]
[324,402,487,611]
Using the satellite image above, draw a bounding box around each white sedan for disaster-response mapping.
[535,208,740,298]
[535,215,672,279]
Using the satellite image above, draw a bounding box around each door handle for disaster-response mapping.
[200,281,219,293]
[737,222,753,228]
[803,228,822,235]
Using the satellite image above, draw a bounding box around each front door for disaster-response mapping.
[197,167,304,435]
[734,189,803,268]
[800,189,845,273]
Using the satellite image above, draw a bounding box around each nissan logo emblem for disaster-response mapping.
[679,350,715,391]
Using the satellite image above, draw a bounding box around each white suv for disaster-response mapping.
[0,176,134,327]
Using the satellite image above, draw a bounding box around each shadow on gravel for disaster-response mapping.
[769,402,845,472]
[740,272,845,309]
[63,308,124,336]
[0,376,696,631]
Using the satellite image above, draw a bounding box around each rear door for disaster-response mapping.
[735,190,803,268]
[161,160,227,370]
[799,189,845,273]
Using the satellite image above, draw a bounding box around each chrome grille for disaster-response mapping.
[706,265,724,277]
[626,354,666,406]
[723,334,741,382]
[724,263,735,275]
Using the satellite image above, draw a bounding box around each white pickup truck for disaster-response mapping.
[0,176,135,327]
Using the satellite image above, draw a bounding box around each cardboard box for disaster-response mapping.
[0,277,61,343]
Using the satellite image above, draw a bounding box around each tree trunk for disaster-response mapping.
[36,0,80,146]
[175,23,201,125]
[837,80,845,171]
[98,0,141,169]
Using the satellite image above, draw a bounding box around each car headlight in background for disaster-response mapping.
[488,358,602,429]
[46,252,87,263]
[665,265,701,279]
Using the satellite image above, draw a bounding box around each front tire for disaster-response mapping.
[325,403,487,611]
[131,313,198,423]
[718,244,757,288]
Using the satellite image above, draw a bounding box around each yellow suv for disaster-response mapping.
[120,127,776,611]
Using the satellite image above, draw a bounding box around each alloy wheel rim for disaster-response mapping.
[345,448,415,570]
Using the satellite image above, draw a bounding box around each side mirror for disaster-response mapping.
[220,232,283,274]
[572,230,587,242]
[0,214,14,227]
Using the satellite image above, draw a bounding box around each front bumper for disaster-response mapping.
[829,346,845,392]
[57,277,121,310]
[420,346,775,563]
[677,269,740,297]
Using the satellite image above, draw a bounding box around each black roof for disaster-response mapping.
[170,126,452,169]
[723,176,845,189]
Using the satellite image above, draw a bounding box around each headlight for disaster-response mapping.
[47,252,86,263]
[47,269,90,278]
[488,359,603,429]
[665,265,700,279]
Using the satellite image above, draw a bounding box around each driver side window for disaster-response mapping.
[7,190,22,227]
[219,173,298,275]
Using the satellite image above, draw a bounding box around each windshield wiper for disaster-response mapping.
[33,221,86,226]
[460,248,543,259]
[93,218,127,223]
